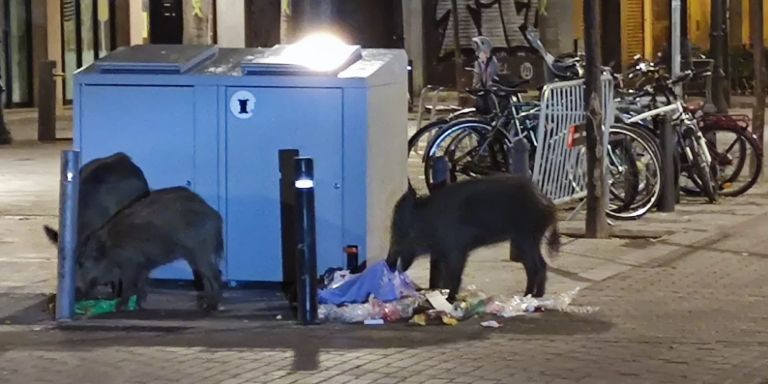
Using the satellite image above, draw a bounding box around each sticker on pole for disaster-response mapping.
[567,123,586,149]
[230,90,256,119]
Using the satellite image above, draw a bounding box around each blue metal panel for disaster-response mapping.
[79,85,196,188]
[78,85,197,280]
[341,88,368,262]
[225,87,344,282]
[190,85,224,279]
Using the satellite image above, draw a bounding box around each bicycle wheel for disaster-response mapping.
[605,124,663,220]
[680,124,763,197]
[683,134,718,203]
[409,119,449,155]
[607,134,640,214]
[423,119,510,192]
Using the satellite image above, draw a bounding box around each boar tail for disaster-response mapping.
[545,222,560,260]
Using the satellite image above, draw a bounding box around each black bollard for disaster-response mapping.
[508,139,532,262]
[657,116,677,212]
[428,156,450,288]
[294,157,318,325]
[279,149,300,304]
[508,139,531,177]
[38,61,58,142]
[430,156,450,190]
[56,150,80,321]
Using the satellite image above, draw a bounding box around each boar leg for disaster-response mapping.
[188,256,222,312]
[516,237,546,298]
[135,271,150,309]
[117,269,139,311]
[428,251,445,290]
[444,250,468,303]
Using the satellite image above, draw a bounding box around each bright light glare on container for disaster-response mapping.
[295,179,314,189]
[281,32,353,72]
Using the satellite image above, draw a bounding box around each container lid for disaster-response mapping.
[94,45,219,74]
[240,36,362,76]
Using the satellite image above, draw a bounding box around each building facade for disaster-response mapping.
[2,0,766,110]
[0,0,264,110]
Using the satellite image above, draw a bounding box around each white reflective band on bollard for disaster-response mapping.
[295,179,314,189]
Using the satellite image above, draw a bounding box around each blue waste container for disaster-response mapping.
[73,41,408,284]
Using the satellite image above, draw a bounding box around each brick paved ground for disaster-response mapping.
[1,212,767,383]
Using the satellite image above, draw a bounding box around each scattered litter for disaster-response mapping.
[321,268,351,290]
[204,65,229,74]
[315,264,596,325]
[425,291,453,313]
[275,315,282,320]
[484,287,587,317]
[319,296,419,323]
[440,314,459,326]
[318,261,418,305]
[410,313,427,326]
[75,295,138,317]
[480,320,502,328]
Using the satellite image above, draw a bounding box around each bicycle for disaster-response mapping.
[616,56,719,203]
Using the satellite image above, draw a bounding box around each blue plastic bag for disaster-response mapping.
[318,261,418,305]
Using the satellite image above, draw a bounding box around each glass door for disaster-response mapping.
[61,0,116,103]
[1,0,33,107]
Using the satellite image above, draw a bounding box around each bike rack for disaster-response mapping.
[414,85,465,155]
[415,86,465,129]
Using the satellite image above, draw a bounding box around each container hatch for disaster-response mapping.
[240,36,361,76]
[94,45,218,74]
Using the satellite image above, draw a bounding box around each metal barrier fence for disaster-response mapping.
[531,76,615,205]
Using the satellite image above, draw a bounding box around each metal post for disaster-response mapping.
[38,60,58,142]
[0,76,12,145]
[509,138,530,262]
[508,139,531,177]
[55,150,80,321]
[429,156,449,286]
[751,0,765,147]
[450,0,467,107]
[294,156,318,325]
[657,116,676,212]
[670,0,682,97]
[709,0,729,112]
[583,0,609,238]
[279,149,300,303]
[430,155,450,190]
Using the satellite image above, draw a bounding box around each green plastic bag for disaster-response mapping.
[75,295,138,316]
